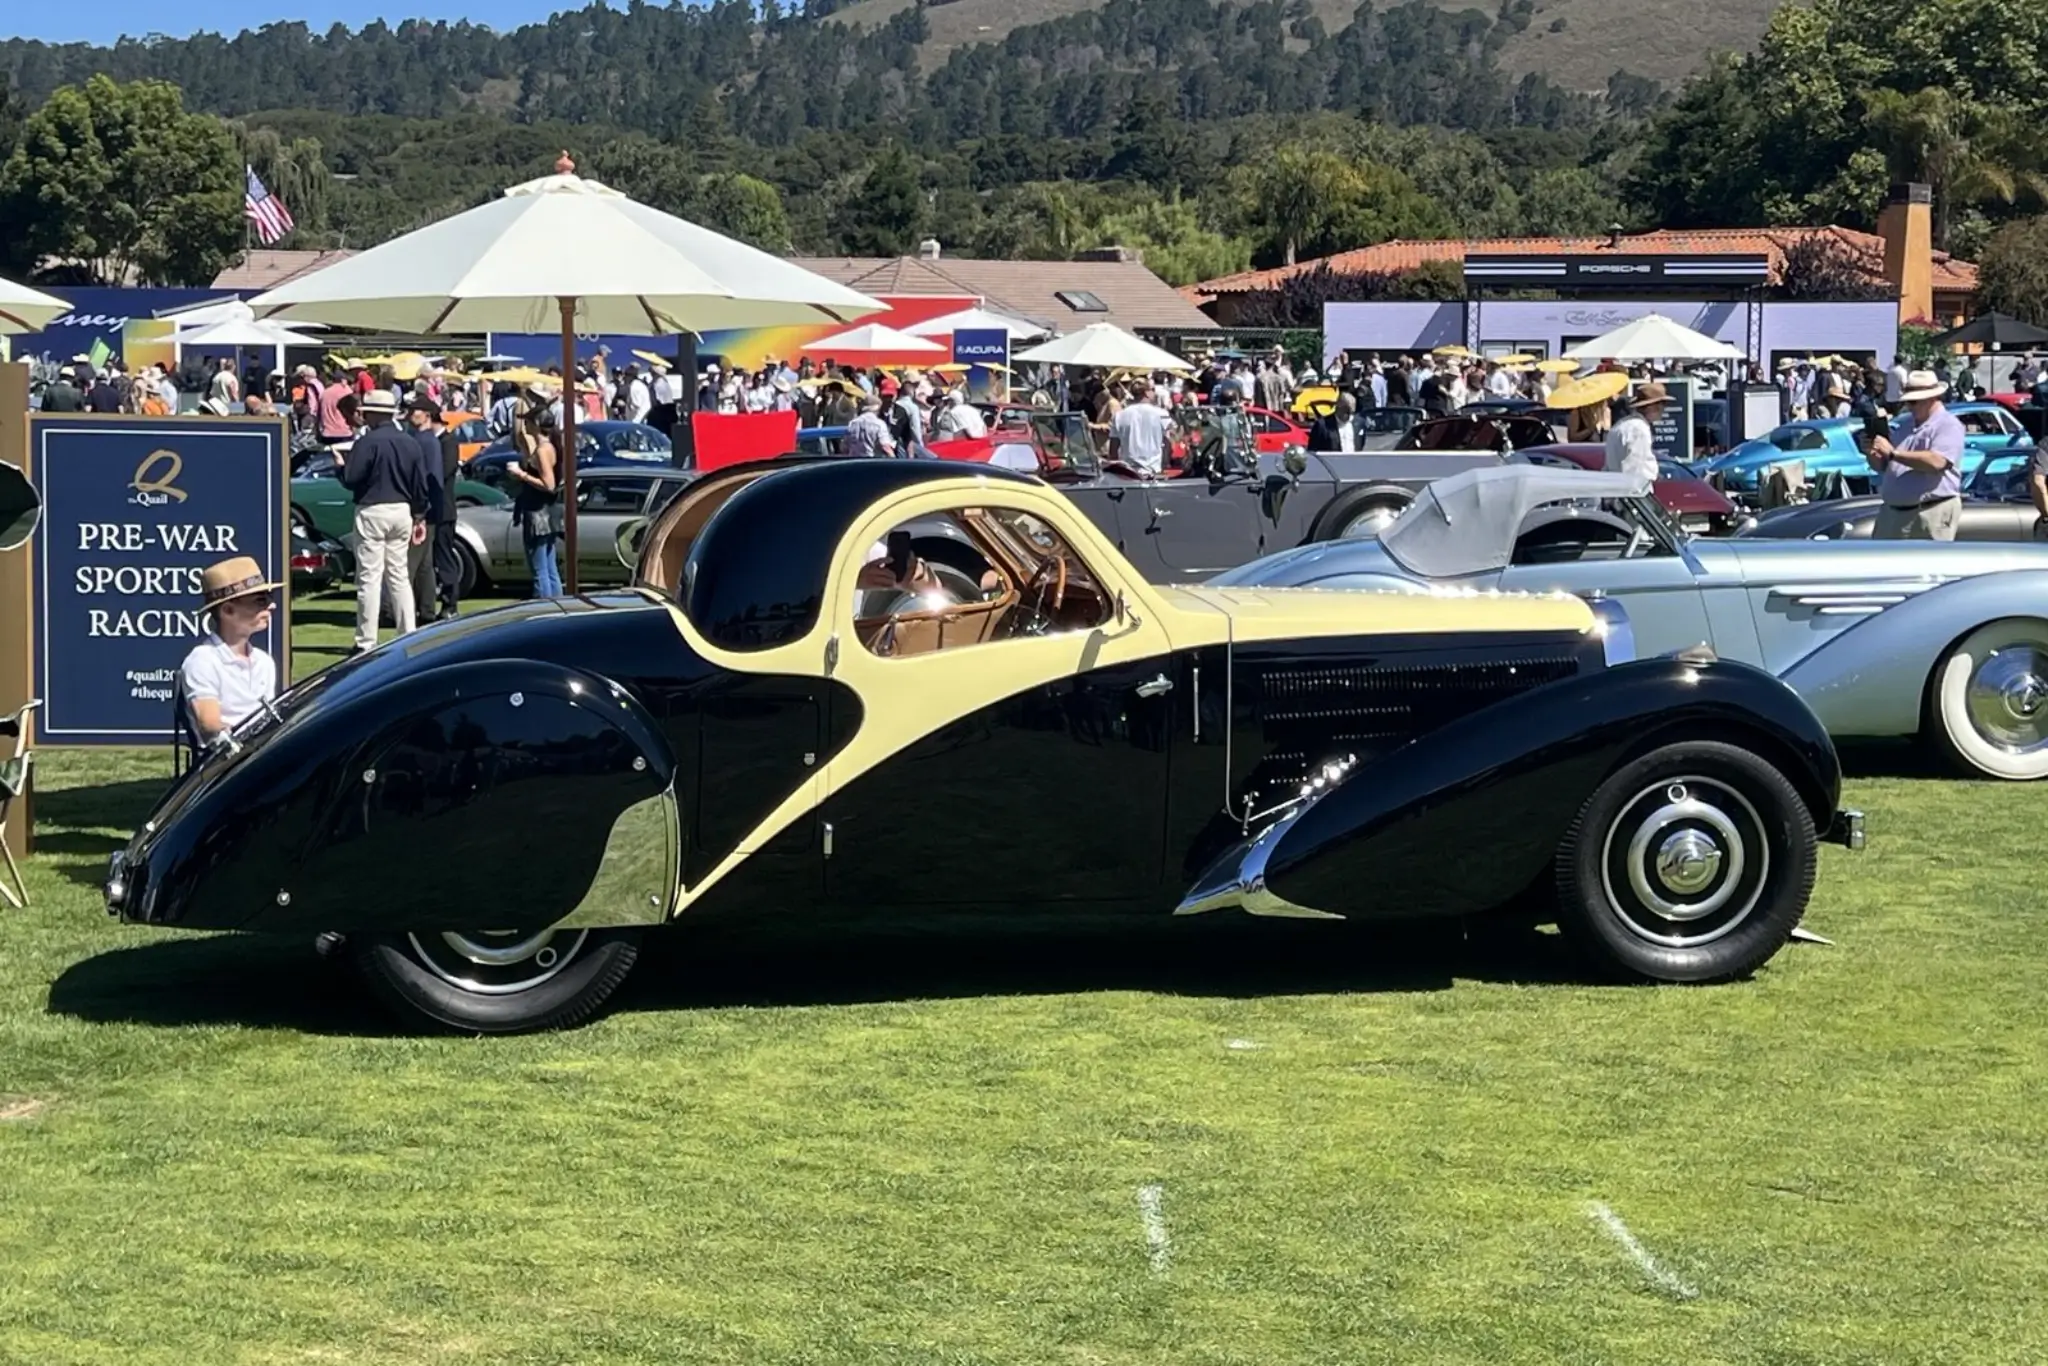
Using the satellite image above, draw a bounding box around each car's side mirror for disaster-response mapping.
[1281,444,1308,477]
[0,462,39,552]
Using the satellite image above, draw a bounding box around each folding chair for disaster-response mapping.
[170,674,203,779]
[0,699,41,910]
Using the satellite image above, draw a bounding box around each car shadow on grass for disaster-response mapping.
[624,916,1596,1014]
[46,915,1594,1034]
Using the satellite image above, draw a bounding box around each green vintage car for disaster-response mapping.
[290,446,508,541]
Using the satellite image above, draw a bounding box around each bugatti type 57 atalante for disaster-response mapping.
[105,460,1863,1031]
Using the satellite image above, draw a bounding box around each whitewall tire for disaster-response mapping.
[1930,618,2048,781]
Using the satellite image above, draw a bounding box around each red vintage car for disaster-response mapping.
[1518,444,1745,535]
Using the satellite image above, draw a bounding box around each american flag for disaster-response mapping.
[244,166,295,245]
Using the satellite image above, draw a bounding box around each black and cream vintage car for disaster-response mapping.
[105,460,1864,1032]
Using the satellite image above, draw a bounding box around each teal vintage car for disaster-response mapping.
[290,447,508,541]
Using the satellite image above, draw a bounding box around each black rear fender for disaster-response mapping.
[119,658,680,934]
[1182,658,1839,921]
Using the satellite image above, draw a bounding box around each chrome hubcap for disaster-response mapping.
[1340,504,1403,538]
[406,928,587,996]
[1654,829,1724,896]
[1601,777,1768,947]
[1967,645,2048,753]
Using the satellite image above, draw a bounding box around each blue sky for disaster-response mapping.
[16,1,616,45]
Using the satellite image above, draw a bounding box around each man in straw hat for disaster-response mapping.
[1604,381,1668,484]
[337,388,432,651]
[1866,369,1965,540]
[180,557,281,744]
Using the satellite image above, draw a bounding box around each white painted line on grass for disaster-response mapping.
[1137,1183,1171,1275]
[1224,1038,1264,1051]
[1585,1201,1698,1301]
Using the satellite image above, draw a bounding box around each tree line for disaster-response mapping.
[1,0,2044,324]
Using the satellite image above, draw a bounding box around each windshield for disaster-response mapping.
[1968,449,2033,500]
[1028,412,1100,478]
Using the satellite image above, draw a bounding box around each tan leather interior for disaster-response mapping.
[632,468,775,595]
[855,584,1020,658]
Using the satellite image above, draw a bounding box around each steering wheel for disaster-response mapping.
[1008,555,1067,636]
[1029,555,1067,613]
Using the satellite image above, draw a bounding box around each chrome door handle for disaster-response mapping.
[1135,675,1174,698]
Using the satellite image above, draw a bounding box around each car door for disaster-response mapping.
[571,473,657,586]
[819,494,1177,907]
[1495,512,1716,657]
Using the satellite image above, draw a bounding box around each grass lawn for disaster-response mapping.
[3,593,2046,1363]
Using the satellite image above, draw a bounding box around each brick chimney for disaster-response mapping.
[1877,183,1933,325]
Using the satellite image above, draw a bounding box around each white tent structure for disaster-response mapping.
[1014,322,1193,372]
[807,322,945,355]
[1562,313,1744,362]
[251,157,884,589]
[904,306,1048,341]
[175,315,325,352]
[0,276,70,335]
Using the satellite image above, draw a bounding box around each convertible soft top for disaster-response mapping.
[1379,464,1651,579]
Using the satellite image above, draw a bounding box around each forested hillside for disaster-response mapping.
[0,0,1656,276]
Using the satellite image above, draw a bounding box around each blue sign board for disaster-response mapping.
[17,287,245,364]
[952,328,1010,404]
[488,332,683,367]
[31,416,290,744]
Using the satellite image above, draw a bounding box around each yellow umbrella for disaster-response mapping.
[1494,353,1536,365]
[1536,358,1582,374]
[929,362,971,374]
[1432,344,1474,359]
[385,351,431,381]
[1545,371,1630,410]
[630,349,673,371]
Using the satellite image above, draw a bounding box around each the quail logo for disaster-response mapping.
[128,450,188,507]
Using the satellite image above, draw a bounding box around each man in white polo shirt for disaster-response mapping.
[180,556,281,744]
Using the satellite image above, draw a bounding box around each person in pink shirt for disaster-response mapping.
[319,369,357,446]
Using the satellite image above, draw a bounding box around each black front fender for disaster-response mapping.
[1184,658,1840,921]
[114,658,679,934]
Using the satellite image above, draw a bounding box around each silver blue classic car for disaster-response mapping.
[1701,403,2034,498]
[1214,464,2048,781]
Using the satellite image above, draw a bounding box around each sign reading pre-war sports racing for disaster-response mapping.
[30,415,290,744]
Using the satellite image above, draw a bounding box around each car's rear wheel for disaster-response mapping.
[1555,741,1814,983]
[354,927,642,1032]
[1929,617,2048,780]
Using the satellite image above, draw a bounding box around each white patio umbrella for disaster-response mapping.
[904,306,1048,341]
[1014,322,1193,372]
[250,155,883,591]
[175,311,326,349]
[1562,313,1743,362]
[0,275,70,335]
[807,322,946,355]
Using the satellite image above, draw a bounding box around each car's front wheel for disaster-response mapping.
[456,541,484,600]
[1555,741,1815,983]
[354,927,642,1032]
[1928,618,2048,780]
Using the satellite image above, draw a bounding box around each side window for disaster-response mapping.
[852,506,1112,659]
[579,477,653,512]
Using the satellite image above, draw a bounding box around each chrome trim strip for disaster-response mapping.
[1766,579,1943,603]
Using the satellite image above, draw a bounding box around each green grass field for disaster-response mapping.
[3,592,2046,1363]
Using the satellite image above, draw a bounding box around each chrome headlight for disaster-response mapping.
[1586,596,1635,667]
